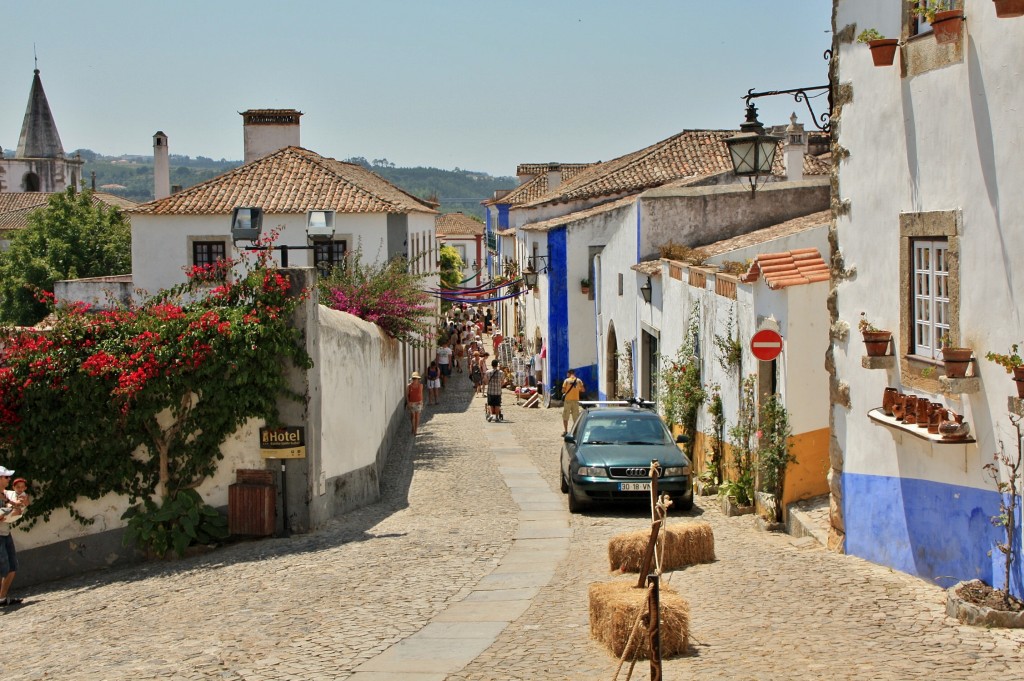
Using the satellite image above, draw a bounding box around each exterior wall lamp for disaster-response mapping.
[640,276,653,305]
[523,255,551,289]
[230,206,336,267]
[726,51,832,194]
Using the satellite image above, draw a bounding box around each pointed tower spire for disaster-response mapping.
[16,68,65,159]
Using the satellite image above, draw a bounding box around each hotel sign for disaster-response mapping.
[259,426,306,459]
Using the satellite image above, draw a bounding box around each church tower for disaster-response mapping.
[0,68,83,193]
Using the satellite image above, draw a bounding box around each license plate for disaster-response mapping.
[619,482,651,491]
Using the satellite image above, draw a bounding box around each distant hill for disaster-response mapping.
[67,150,516,220]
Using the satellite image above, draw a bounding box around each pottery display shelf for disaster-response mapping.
[867,408,976,444]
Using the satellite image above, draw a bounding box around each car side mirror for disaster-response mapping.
[563,434,576,444]
[675,434,690,444]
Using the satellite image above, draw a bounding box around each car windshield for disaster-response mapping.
[580,416,671,445]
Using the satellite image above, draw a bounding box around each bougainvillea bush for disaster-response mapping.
[0,249,311,537]
[318,247,435,346]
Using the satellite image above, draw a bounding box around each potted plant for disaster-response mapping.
[580,278,590,294]
[985,343,1024,398]
[859,313,893,357]
[857,28,900,67]
[910,0,965,44]
[939,333,974,378]
[994,0,1024,18]
[757,394,795,525]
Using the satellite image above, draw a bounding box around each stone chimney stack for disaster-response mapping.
[783,113,805,182]
[153,131,170,200]
[241,109,302,164]
[546,163,563,192]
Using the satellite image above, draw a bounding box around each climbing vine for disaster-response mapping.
[659,306,705,459]
[704,382,726,486]
[723,374,758,505]
[0,241,312,528]
[758,393,795,522]
[714,306,743,373]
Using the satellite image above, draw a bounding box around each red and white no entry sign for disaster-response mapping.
[750,328,784,362]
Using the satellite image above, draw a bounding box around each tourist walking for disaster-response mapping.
[561,369,585,436]
[406,372,424,435]
[425,361,441,405]
[0,467,25,606]
[436,342,453,388]
[484,359,504,421]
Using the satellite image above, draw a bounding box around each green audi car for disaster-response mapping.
[560,404,693,513]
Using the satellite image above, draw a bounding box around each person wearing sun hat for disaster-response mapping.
[405,372,424,435]
[0,466,25,606]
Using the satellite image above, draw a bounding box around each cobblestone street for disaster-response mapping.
[4,375,1023,680]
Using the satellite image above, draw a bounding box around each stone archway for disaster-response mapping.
[606,322,618,398]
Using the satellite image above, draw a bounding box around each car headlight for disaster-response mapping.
[577,466,608,477]
[663,466,690,477]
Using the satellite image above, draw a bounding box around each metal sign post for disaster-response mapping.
[260,426,306,538]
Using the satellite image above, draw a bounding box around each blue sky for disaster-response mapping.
[1,1,833,177]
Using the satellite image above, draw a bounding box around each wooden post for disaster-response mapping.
[636,461,663,587]
[648,572,662,680]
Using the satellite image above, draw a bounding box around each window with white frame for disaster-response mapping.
[911,238,949,359]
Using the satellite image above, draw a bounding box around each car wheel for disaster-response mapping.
[560,470,569,493]
[679,489,694,512]
[567,476,586,513]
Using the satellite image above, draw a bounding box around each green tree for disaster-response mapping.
[439,245,465,290]
[0,188,131,326]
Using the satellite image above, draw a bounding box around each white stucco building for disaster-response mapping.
[831,0,1023,598]
[129,110,438,296]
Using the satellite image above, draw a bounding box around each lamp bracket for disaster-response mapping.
[742,50,832,132]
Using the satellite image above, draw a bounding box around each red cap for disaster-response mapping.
[11,478,26,487]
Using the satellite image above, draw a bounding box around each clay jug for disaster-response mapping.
[928,405,945,434]
[891,393,906,420]
[916,399,932,428]
[903,395,919,424]
[939,410,971,440]
[882,387,899,416]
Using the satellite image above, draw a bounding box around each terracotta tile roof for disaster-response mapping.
[515,194,638,234]
[129,146,436,216]
[630,260,662,276]
[520,130,830,208]
[436,212,483,237]
[694,210,831,257]
[521,130,738,207]
[0,191,137,231]
[741,247,830,289]
[486,163,595,206]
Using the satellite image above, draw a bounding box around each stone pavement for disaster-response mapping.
[4,370,1023,680]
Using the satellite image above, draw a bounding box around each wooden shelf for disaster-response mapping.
[867,408,975,444]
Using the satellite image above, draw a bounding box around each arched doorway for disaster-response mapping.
[22,172,40,192]
[606,322,618,399]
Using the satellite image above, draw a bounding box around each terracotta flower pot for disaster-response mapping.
[868,38,899,67]
[931,10,964,44]
[916,399,933,429]
[891,393,907,420]
[863,330,893,357]
[994,0,1024,18]
[1013,366,1024,398]
[903,395,919,425]
[941,347,974,378]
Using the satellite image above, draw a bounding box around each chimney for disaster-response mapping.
[546,163,563,192]
[783,113,805,182]
[241,109,302,164]
[153,131,170,200]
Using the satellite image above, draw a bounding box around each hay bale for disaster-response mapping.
[588,579,689,659]
[608,521,715,573]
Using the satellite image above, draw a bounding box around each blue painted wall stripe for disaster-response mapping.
[547,228,569,392]
[844,472,1023,599]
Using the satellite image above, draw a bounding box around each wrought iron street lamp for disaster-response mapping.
[725,102,782,194]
